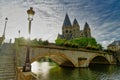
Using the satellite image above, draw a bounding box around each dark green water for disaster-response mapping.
[32,62,120,80]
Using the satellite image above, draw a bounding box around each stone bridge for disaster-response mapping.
[15,44,116,68]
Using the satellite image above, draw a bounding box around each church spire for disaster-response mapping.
[84,22,90,30]
[84,22,91,38]
[73,18,80,27]
[73,18,78,25]
[62,13,72,27]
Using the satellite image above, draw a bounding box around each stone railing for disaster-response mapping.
[17,67,39,80]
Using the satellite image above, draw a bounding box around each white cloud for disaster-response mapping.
[0,0,119,49]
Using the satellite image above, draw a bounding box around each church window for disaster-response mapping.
[66,30,68,33]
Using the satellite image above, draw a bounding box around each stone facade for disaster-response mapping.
[107,41,120,51]
[58,13,91,40]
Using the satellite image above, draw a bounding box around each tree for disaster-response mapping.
[69,37,97,48]
[17,37,27,45]
[55,38,66,46]
[55,37,103,50]
[30,38,39,46]
[38,38,43,44]
[43,40,49,45]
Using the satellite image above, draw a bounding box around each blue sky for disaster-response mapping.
[0,0,120,48]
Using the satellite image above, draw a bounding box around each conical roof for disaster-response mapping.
[73,18,78,25]
[84,22,90,29]
[62,13,72,27]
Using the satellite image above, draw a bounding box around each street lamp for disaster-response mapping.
[3,17,8,37]
[27,7,35,35]
[18,30,20,38]
[0,17,8,46]
[23,7,35,72]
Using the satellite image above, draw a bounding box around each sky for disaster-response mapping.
[0,0,120,48]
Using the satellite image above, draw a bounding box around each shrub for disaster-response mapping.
[43,40,49,45]
[55,37,102,50]
[55,38,66,46]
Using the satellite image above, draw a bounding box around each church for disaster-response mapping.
[58,13,92,40]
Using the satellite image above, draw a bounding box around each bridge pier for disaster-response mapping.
[78,58,89,67]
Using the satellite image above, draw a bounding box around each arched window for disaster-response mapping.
[66,30,68,33]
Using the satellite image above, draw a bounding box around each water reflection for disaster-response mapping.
[31,61,55,80]
[32,62,120,80]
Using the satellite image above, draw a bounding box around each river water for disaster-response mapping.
[31,61,120,80]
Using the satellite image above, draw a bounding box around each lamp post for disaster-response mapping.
[23,7,35,72]
[18,30,20,38]
[3,17,8,37]
[27,7,35,35]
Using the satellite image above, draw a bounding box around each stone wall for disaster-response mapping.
[17,67,38,80]
[16,45,116,68]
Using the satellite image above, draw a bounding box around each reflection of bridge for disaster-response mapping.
[16,45,116,68]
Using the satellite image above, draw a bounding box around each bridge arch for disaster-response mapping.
[89,55,110,66]
[31,52,76,67]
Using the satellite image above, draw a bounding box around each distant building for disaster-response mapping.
[107,41,120,51]
[58,13,92,40]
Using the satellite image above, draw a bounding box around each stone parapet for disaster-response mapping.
[17,67,38,80]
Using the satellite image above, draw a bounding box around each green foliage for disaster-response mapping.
[16,37,27,45]
[38,38,43,45]
[15,37,49,46]
[97,44,102,50]
[30,38,39,46]
[64,41,79,48]
[55,37,102,50]
[55,38,66,46]
[69,37,97,47]
[43,40,49,45]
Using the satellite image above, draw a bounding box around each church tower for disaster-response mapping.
[57,14,92,40]
[62,13,72,40]
[83,22,91,38]
[72,18,80,38]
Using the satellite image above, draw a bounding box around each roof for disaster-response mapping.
[62,13,72,27]
[73,18,79,26]
[84,22,90,29]
[109,41,120,46]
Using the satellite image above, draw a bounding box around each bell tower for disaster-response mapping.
[62,13,72,40]
[72,18,80,38]
[84,22,91,38]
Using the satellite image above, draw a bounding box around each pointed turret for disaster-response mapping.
[73,18,80,28]
[72,18,80,38]
[62,13,72,27]
[84,22,90,30]
[62,13,72,40]
[58,13,93,40]
[84,22,91,38]
[73,18,79,25]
